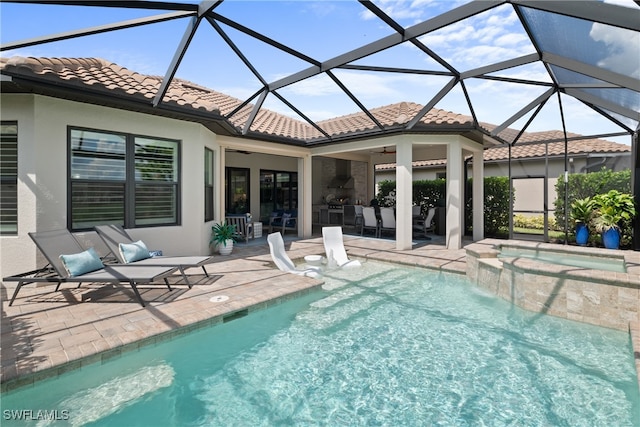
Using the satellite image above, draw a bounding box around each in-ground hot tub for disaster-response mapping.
[465,239,640,331]
[497,243,627,273]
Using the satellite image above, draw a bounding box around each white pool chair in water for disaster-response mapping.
[322,226,362,269]
[267,232,322,279]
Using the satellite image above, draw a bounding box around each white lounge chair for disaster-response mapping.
[267,232,322,278]
[322,226,362,268]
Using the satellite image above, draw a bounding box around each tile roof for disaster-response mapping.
[0,56,221,113]
[1,56,629,156]
[315,102,473,138]
[375,133,630,170]
[1,56,474,142]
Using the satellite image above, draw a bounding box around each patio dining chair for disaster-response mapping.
[3,229,178,307]
[94,224,214,286]
[361,206,380,238]
[379,207,396,237]
[413,206,435,238]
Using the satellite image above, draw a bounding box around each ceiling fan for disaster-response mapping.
[371,146,396,155]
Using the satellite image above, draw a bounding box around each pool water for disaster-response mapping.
[3,262,639,426]
[498,246,626,272]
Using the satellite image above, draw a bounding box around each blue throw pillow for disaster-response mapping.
[59,247,104,277]
[119,240,151,263]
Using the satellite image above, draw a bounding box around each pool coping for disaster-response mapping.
[1,236,468,393]
[3,236,637,393]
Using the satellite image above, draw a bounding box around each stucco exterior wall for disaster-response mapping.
[1,94,218,279]
[1,95,38,279]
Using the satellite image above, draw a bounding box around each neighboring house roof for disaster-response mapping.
[0,56,479,144]
[375,133,631,171]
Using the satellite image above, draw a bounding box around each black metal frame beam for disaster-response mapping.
[0,0,636,148]
[2,1,198,11]
[1,10,194,51]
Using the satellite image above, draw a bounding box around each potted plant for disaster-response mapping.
[210,221,238,255]
[591,190,636,249]
[570,197,594,245]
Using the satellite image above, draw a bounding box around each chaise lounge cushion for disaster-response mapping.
[59,247,104,277]
[119,240,151,263]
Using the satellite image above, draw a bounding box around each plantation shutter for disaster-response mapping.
[0,123,18,235]
[134,137,179,226]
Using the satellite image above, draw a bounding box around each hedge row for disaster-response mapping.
[376,176,511,237]
[377,168,632,240]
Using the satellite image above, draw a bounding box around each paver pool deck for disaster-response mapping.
[2,235,638,393]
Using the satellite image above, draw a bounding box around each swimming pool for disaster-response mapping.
[498,245,626,272]
[3,262,639,426]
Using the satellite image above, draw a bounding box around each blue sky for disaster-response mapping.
[1,0,638,144]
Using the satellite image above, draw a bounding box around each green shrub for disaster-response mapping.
[555,168,631,226]
[376,179,446,210]
[478,176,512,237]
[555,168,632,246]
[376,176,511,237]
[513,214,557,230]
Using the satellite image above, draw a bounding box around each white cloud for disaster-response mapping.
[590,23,640,79]
[602,0,639,8]
[494,33,529,48]
[306,2,338,18]
[280,71,419,99]
[282,74,342,97]
[333,72,403,98]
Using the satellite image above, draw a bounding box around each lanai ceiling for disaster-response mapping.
[1,0,639,147]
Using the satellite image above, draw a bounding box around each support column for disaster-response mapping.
[446,139,464,249]
[300,155,312,238]
[368,158,376,203]
[472,149,484,241]
[396,141,413,250]
[216,147,226,221]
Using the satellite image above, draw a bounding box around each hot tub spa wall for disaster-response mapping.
[466,242,640,331]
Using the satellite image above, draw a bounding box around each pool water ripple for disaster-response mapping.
[2,262,638,426]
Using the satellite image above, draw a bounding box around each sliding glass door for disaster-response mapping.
[260,170,297,222]
[226,167,249,214]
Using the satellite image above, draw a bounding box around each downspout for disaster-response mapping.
[464,156,472,236]
[579,158,607,173]
[544,141,549,242]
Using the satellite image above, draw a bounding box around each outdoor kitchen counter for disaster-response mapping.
[318,205,344,225]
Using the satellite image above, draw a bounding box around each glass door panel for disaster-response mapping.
[226,167,249,214]
[260,170,298,222]
[260,172,275,222]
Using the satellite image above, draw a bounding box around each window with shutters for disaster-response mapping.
[69,127,180,231]
[0,122,18,235]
